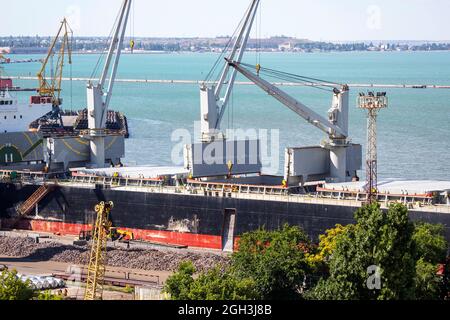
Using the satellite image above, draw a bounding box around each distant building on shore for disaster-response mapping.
[10,47,48,54]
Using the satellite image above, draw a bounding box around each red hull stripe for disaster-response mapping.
[2,219,228,250]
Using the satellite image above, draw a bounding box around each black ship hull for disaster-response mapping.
[1,183,449,249]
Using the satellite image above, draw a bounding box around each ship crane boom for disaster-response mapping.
[200,0,261,141]
[227,60,347,140]
[86,0,132,168]
[228,60,354,182]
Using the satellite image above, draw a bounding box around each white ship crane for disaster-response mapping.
[227,61,352,182]
[86,0,132,168]
[200,0,261,142]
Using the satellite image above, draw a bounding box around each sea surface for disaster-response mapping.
[3,51,450,180]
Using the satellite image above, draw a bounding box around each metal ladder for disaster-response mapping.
[16,184,53,216]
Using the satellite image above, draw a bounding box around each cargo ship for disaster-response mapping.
[1,0,449,252]
[0,169,449,251]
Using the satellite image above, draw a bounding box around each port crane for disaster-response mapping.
[200,0,261,141]
[83,200,134,300]
[37,18,73,108]
[84,201,114,301]
[227,61,352,182]
[86,0,132,168]
[195,0,354,182]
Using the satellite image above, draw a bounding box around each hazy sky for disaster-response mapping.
[2,0,450,41]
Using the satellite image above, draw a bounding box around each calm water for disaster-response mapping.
[4,51,450,180]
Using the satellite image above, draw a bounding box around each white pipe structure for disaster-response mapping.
[200,0,261,141]
[228,60,351,182]
[86,0,132,168]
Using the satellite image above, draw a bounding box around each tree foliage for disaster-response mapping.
[412,222,448,299]
[164,261,196,300]
[413,222,448,264]
[165,225,315,300]
[231,224,314,300]
[188,268,257,300]
[163,261,257,300]
[305,224,348,270]
[35,290,65,300]
[414,258,442,300]
[0,269,34,301]
[307,203,417,300]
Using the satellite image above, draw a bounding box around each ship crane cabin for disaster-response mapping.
[184,0,362,186]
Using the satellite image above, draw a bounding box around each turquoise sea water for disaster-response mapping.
[4,52,450,180]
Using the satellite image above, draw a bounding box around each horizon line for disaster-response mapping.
[1,35,450,43]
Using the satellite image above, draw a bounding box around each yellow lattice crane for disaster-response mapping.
[37,18,73,107]
[84,201,114,301]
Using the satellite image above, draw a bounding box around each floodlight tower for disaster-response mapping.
[358,92,388,203]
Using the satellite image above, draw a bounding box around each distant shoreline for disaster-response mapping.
[5,49,450,56]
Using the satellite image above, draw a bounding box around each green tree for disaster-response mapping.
[163,261,256,300]
[231,224,314,300]
[412,222,448,299]
[164,261,196,300]
[187,268,257,300]
[0,269,34,301]
[414,258,442,300]
[307,203,417,300]
[413,223,448,264]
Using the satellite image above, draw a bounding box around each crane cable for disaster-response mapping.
[69,27,74,111]
[202,1,255,86]
[130,0,135,53]
[255,1,262,73]
[89,8,121,81]
[239,62,342,92]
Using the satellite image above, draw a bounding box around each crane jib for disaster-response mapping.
[228,60,347,139]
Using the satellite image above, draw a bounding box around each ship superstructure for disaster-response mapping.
[0,78,53,134]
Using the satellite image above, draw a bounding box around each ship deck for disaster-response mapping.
[57,179,450,215]
[2,168,450,215]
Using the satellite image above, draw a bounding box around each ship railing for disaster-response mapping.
[0,169,52,184]
[57,174,450,212]
[316,187,435,208]
[78,129,127,137]
[69,174,164,189]
[186,180,289,197]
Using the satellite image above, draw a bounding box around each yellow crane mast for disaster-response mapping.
[84,201,114,301]
[37,18,73,106]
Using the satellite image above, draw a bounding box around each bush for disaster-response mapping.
[0,269,34,301]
